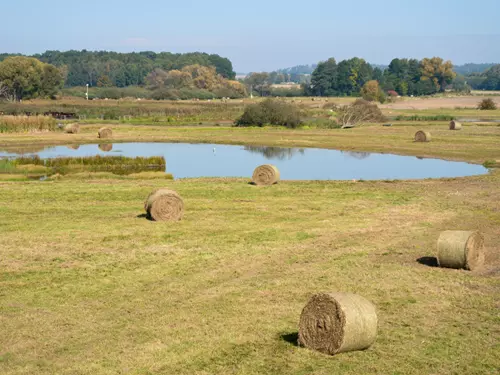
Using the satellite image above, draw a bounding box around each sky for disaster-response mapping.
[1,0,499,72]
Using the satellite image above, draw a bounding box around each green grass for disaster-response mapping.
[0,173,499,374]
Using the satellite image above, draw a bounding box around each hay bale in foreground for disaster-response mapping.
[415,130,431,142]
[98,144,113,152]
[449,120,462,130]
[144,188,184,222]
[98,127,113,139]
[64,123,80,134]
[298,292,378,356]
[252,164,280,186]
[437,231,484,271]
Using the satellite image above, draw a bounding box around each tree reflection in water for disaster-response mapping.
[244,146,305,160]
[342,151,371,160]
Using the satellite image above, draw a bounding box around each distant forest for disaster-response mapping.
[0,50,236,88]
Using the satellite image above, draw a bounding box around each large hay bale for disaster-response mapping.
[64,123,80,134]
[298,292,378,356]
[98,127,113,139]
[252,164,280,186]
[437,231,484,271]
[98,144,113,152]
[449,121,462,130]
[144,188,184,222]
[414,130,431,142]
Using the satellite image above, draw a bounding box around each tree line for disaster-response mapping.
[0,50,235,88]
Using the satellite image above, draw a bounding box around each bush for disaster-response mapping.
[477,98,497,110]
[336,99,386,127]
[235,99,302,128]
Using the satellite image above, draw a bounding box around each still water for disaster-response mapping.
[0,143,488,180]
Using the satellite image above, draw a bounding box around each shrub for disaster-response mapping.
[477,98,497,110]
[235,99,302,128]
[336,99,386,127]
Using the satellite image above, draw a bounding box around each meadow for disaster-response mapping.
[0,95,499,374]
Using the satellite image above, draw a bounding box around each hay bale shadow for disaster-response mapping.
[136,213,153,221]
[417,256,439,267]
[280,332,299,347]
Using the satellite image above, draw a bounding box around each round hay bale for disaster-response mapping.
[144,188,184,222]
[449,121,462,130]
[252,165,280,186]
[98,143,113,152]
[414,130,431,142]
[98,127,113,139]
[437,231,484,271]
[64,123,80,134]
[298,292,378,356]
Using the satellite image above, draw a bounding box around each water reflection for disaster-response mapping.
[343,151,371,160]
[244,146,305,160]
[99,144,113,152]
[0,143,488,181]
[66,144,80,150]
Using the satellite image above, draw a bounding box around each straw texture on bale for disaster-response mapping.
[252,164,280,186]
[437,231,484,271]
[414,130,431,142]
[98,127,113,139]
[298,292,378,356]
[98,144,113,152]
[144,188,184,222]
[64,123,80,134]
[449,121,462,130]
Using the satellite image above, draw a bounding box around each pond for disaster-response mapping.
[0,143,488,180]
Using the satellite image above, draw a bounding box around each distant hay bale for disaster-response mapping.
[298,292,378,356]
[144,188,184,222]
[437,231,485,271]
[98,127,113,139]
[449,121,462,130]
[252,164,280,186]
[98,144,113,152]
[414,130,431,142]
[64,123,80,134]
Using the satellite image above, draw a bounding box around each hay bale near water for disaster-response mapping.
[437,231,484,271]
[298,292,378,356]
[64,123,80,134]
[252,165,280,186]
[414,130,431,142]
[98,127,113,139]
[144,188,184,222]
[449,121,462,130]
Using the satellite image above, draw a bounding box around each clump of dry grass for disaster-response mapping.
[0,115,56,133]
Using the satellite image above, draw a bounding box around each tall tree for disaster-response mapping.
[420,57,456,92]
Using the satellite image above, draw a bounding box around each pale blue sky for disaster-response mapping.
[1,0,499,72]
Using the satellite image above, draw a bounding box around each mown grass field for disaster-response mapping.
[1,96,500,374]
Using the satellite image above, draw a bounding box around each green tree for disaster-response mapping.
[310,58,338,96]
[97,75,113,87]
[0,56,62,100]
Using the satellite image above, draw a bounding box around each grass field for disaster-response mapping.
[1,95,499,374]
